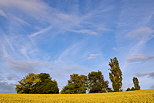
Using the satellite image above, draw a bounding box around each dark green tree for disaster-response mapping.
[126,77,140,91]
[16,73,40,94]
[109,57,122,92]
[88,71,111,93]
[35,73,59,94]
[61,74,87,94]
[16,73,59,94]
[126,87,135,91]
[126,88,131,91]
[133,77,140,90]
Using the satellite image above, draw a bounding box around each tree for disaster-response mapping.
[126,88,131,91]
[61,74,87,94]
[126,77,140,91]
[88,71,111,93]
[109,57,122,92]
[126,87,135,91]
[133,77,140,90]
[16,73,59,94]
[16,73,40,94]
[34,73,59,94]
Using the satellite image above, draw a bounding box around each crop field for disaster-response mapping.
[0,89,154,103]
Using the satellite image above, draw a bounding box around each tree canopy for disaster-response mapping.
[126,77,140,91]
[88,71,111,93]
[16,73,59,94]
[15,57,141,94]
[133,77,140,90]
[61,74,88,94]
[109,57,122,92]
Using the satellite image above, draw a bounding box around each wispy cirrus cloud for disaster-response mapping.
[0,34,90,78]
[68,29,97,35]
[0,9,7,17]
[49,61,89,73]
[0,0,51,19]
[6,74,20,81]
[127,27,154,40]
[150,85,154,89]
[0,0,154,93]
[114,0,154,77]
[29,26,53,38]
[0,33,38,59]
[0,81,16,93]
[127,55,154,63]
[0,0,111,37]
[1,57,43,73]
[87,54,100,60]
[135,72,154,79]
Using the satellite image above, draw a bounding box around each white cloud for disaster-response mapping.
[135,72,154,79]
[150,85,154,89]
[3,0,154,91]
[127,55,154,63]
[87,53,100,60]
[2,57,42,73]
[0,0,111,36]
[49,61,89,73]
[68,29,97,35]
[122,27,154,69]
[0,9,7,17]
[0,36,89,74]
[0,34,17,58]
[6,74,20,81]
[11,16,29,25]
[0,81,16,93]
[29,26,52,38]
[0,0,51,19]
[55,41,84,62]
[127,27,154,40]
[0,0,112,40]
[0,32,52,61]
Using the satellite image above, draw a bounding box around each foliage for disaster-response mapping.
[126,77,140,91]
[109,57,122,92]
[15,57,141,94]
[61,74,88,94]
[0,89,154,103]
[88,71,111,93]
[133,77,140,90]
[126,87,135,91]
[126,88,131,91]
[16,73,59,94]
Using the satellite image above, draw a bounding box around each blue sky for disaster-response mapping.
[0,0,154,93]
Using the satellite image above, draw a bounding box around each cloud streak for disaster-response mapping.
[127,55,154,63]
[0,0,154,93]
[87,54,100,60]
[0,0,51,19]
[3,58,43,73]
[127,27,154,40]
[0,81,16,93]
[29,26,52,38]
[150,85,154,89]
[0,9,7,17]
[68,29,97,35]
[135,72,154,79]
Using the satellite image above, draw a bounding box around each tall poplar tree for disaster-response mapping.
[109,57,122,92]
[133,77,140,90]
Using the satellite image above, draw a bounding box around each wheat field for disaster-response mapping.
[0,89,154,103]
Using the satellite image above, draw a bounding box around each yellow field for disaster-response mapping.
[0,89,154,103]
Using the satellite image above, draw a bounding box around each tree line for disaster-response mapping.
[16,57,140,94]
